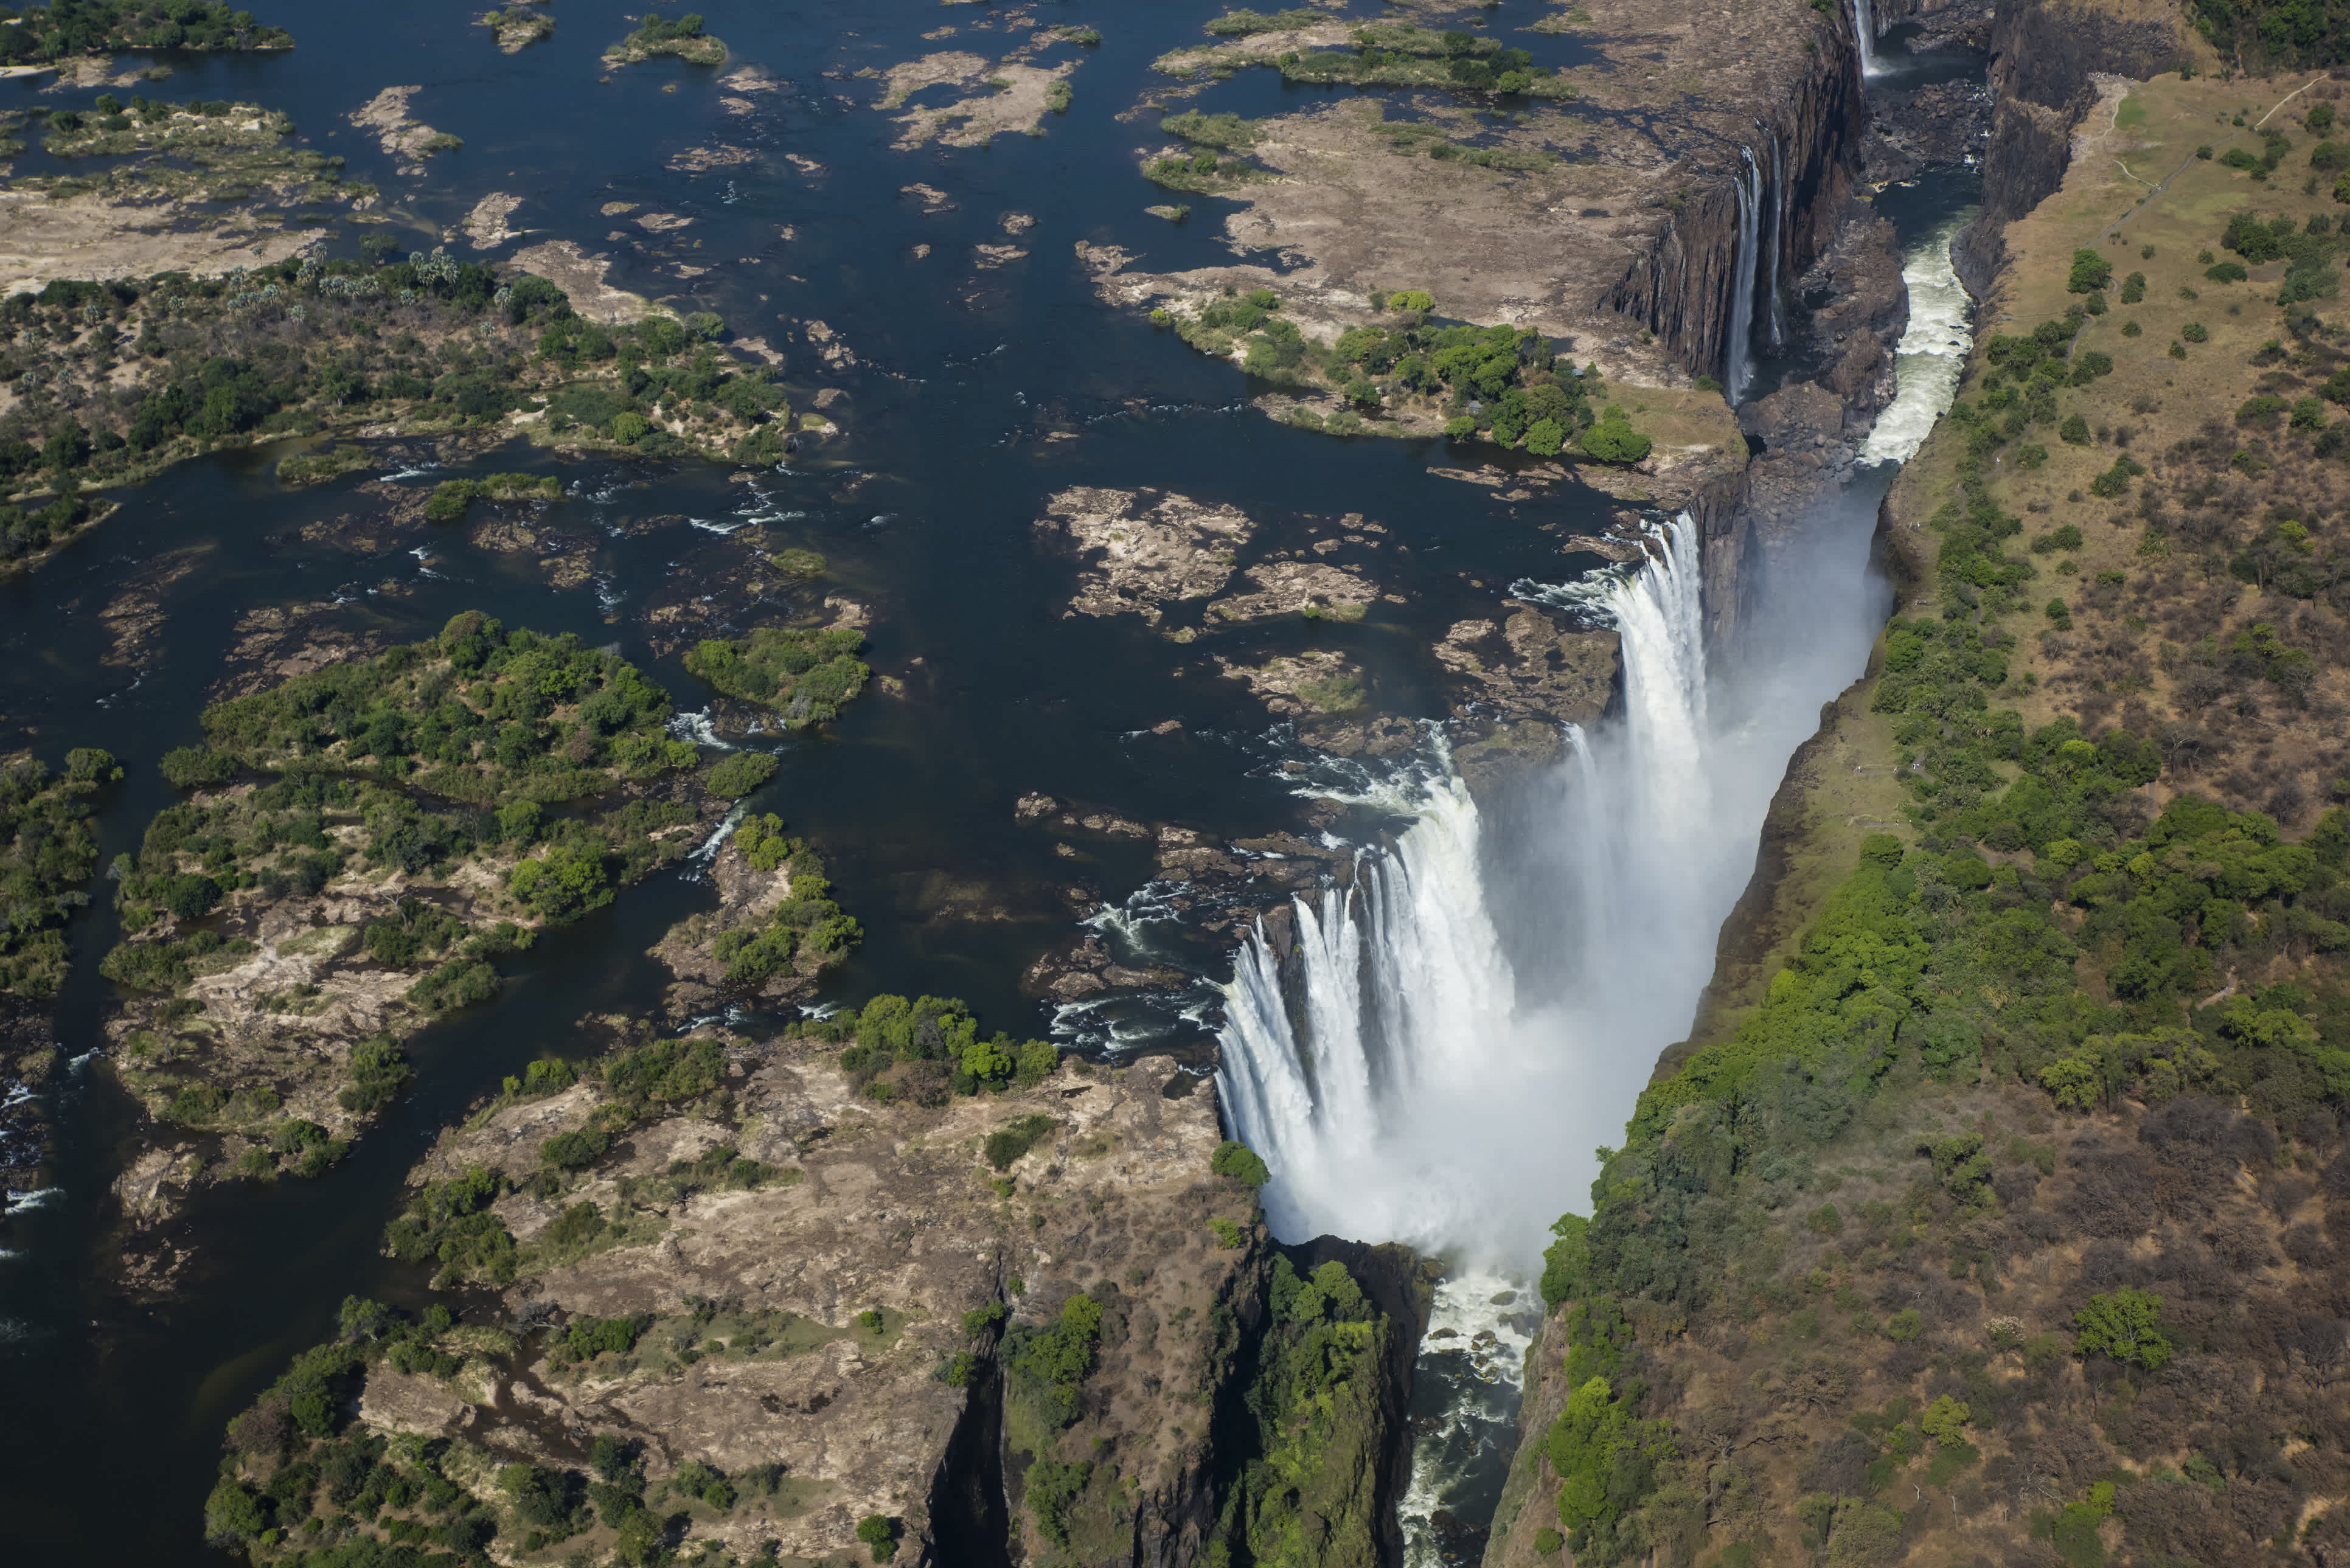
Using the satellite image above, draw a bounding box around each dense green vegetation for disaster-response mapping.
[0,747,117,995]
[2,257,795,559]
[682,626,868,726]
[97,616,718,1153]
[207,1295,802,1563]
[1208,1256,1392,1566]
[0,1,291,63]
[1150,276,1644,457]
[607,7,724,63]
[701,812,860,987]
[822,990,1061,1106]
[1172,15,1567,97]
[2189,0,2350,71]
[108,614,712,963]
[1278,23,1561,95]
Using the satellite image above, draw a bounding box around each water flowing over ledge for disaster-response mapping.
[1215,513,1729,1269]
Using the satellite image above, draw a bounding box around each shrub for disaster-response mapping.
[541,1126,611,1168]
[856,1513,900,1561]
[510,841,611,923]
[1024,1461,1090,1549]
[704,750,778,797]
[1210,1139,1271,1184]
[1580,416,1650,464]
[984,1113,1057,1170]
[160,746,235,789]
[2075,1286,2171,1370]
[2066,248,2113,292]
[1010,1293,1103,1428]
[407,957,497,1014]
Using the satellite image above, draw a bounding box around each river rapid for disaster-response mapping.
[0,2,1979,1561]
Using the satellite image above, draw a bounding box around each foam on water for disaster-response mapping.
[1860,203,1981,464]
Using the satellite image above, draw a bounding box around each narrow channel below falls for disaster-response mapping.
[1196,173,1985,1564]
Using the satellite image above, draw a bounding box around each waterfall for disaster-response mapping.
[1852,0,1882,75]
[1216,757,1520,1252]
[1723,149,1764,404]
[1218,516,1739,1263]
[1219,505,1892,1563]
[1765,134,1789,352]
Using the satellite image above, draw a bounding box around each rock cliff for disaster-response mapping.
[1952,0,2180,296]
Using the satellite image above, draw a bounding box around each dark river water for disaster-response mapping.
[0,2,1979,1559]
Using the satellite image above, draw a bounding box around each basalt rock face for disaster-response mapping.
[1952,0,2178,296]
[1600,13,1866,385]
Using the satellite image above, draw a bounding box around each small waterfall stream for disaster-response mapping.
[1853,0,1883,75]
[1766,134,1789,352]
[1723,150,1765,403]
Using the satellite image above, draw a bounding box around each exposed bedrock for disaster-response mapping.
[1599,2,1866,386]
[1952,0,2179,296]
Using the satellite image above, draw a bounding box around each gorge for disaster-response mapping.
[10,0,2350,1566]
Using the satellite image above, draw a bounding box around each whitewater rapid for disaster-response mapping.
[1860,201,1980,465]
[1216,513,1768,1268]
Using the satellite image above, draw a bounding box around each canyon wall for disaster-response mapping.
[1600,7,1866,383]
[1953,0,2180,295]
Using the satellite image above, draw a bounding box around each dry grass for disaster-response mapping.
[1962,67,2350,830]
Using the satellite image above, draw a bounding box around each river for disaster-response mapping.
[0,2,1979,1561]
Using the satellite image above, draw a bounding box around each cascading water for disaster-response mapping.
[1852,0,1883,75]
[1860,201,1980,465]
[1220,508,1827,1260]
[1217,752,1521,1254]
[1723,149,1764,404]
[1766,134,1789,351]
[1218,496,1896,1563]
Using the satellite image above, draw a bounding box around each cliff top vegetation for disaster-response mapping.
[1495,65,2350,1568]
[0,0,291,63]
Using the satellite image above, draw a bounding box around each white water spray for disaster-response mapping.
[1215,510,1886,1268]
[1861,203,1980,465]
[1852,0,1883,75]
[1724,150,1764,404]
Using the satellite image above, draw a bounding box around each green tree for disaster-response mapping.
[1211,1139,1271,1184]
[2074,1287,2171,1370]
[1919,1394,1970,1443]
[510,840,611,922]
[2067,248,2114,292]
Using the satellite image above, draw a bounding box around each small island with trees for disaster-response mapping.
[605,11,725,66]
[0,0,292,64]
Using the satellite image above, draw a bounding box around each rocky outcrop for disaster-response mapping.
[1479,1303,1575,1568]
[1036,488,1254,626]
[1599,2,1866,384]
[1952,0,2178,297]
[390,1045,1263,1566]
